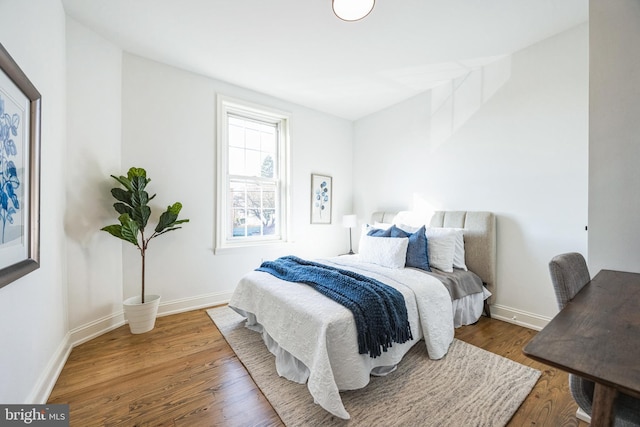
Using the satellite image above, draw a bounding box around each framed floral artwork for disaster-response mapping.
[0,43,41,289]
[310,174,332,224]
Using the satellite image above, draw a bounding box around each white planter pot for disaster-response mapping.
[123,294,161,334]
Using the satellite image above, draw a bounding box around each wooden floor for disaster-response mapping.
[48,307,589,426]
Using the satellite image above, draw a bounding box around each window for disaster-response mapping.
[216,96,290,251]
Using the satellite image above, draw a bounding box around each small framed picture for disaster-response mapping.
[310,174,332,224]
[0,43,41,289]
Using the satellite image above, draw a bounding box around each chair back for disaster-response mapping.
[548,252,590,310]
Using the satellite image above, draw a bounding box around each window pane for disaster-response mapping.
[231,189,245,208]
[232,209,246,237]
[229,116,245,128]
[262,188,276,209]
[228,123,245,148]
[261,154,275,178]
[246,188,261,208]
[229,147,245,175]
[261,132,276,153]
[263,209,276,235]
[245,128,261,151]
[245,149,261,176]
[246,209,262,236]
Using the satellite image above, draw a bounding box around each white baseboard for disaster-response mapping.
[27,333,73,404]
[69,312,126,347]
[490,304,552,331]
[66,291,233,346]
[156,291,233,318]
[576,407,591,423]
[31,291,233,404]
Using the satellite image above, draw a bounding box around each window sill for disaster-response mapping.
[214,240,293,255]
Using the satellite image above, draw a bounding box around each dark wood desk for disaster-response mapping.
[523,269,640,426]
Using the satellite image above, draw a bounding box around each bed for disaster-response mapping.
[228,210,496,419]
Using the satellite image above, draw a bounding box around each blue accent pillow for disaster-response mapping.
[389,225,430,271]
[367,227,392,237]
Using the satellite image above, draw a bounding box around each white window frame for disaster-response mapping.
[216,95,291,252]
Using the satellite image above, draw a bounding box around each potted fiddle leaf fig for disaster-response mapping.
[101,167,189,334]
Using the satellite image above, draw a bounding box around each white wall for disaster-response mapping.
[588,0,640,274]
[65,18,124,335]
[354,24,589,327]
[118,54,354,312]
[0,0,68,402]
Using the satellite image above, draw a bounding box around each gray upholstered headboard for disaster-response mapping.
[370,211,497,304]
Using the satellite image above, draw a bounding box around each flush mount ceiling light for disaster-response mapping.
[332,0,375,22]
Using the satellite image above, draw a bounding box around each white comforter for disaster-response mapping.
[228,256,454,419]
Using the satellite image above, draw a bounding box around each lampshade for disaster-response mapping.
[332,0,375,22]
[342,214,358,228]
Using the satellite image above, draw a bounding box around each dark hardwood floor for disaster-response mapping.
[48,307,588,426]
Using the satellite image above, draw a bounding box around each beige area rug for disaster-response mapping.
[207,306,541,427]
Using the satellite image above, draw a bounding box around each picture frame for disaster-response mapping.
[310,174,332,224]
[0,43,41,289]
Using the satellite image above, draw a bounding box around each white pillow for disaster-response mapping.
[424,227,457,272]
[449,228,467,271]
[358,235,408,269]
[358,222,392,249]
[401,225,467,271]
[358,223,374,249]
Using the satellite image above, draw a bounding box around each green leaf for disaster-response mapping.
[130,176,149,195]
[118,213,141,246]
[129,205,150,229]
[130,188,149,207]
[155,202,189,233]
[113,202,132,216]
[168,202,182,215]
[100,215,139,247]
[110,174,132,192]
[155,226,184,237]
[127,167,148,181]
[124,172,152,229]
[111,188,132,205]
[101,224,125,240]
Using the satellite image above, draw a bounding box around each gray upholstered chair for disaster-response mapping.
[549,253,640,426]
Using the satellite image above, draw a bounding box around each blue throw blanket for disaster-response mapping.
[256,256,413,358]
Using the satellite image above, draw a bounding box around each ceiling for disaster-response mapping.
[62,0,588,121]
